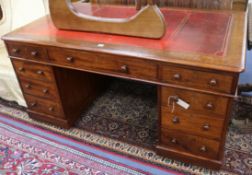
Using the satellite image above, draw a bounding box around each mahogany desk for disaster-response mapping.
[2,8,247,169]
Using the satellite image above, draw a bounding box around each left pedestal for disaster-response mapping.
[10,58,105,128]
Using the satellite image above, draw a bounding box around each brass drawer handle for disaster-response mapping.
[12,48,20,54]
[202,124,210,131]
[200,146,207,152]
[173,73,181,81]
[48,106,54,112]
[209,79,218,86]
[42,88,49,94]
[37,70,44,75]
[120,65,129,73]
[172,116,180,124]
[30,102,37,107]
[18,67,25,72]
[66,56,74,62]
[171,138,177,144]
[205,102,215,110]
[31,51,38,57]
[25,84,31,89]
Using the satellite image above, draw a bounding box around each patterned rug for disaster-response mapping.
[0,79,252,175]
[0,113,179,175]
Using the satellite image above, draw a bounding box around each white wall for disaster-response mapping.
[0,0,47,106]
[11,0,47,30]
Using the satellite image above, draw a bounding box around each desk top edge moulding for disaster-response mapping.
[49,0,166,39]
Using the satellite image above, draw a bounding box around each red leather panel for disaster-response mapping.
[20,8,232,57]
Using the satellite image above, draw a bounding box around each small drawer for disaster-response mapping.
[7,43,48,60]
[48,47,158,81]
[20,78,59,100]
[25,46,48,60]
[161,86,230,117]
[160,65,235,94]
[12,59,54,82]
[161,106,224,139]
[7,43,26,58]
[25,94,64,118]
[161,128,220,159]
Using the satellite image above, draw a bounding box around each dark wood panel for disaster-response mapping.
[28,110,71,128]
[53,67,110,126]
[160,128,220,159]
[160,65,235,94]
[20,78,60,100]
[48,47,158,81]
[12,59,54,82]
[7,42,48,60]
[161,86,230,117]
[161,106,224,139]
[155,144,222,170]
[25,94,65,118]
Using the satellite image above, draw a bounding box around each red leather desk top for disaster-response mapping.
[20,8,232,57]
[3,7,246,72]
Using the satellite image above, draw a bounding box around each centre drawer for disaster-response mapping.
[161,106,224,139]
[161,86,230,117]
[47,47,158,81]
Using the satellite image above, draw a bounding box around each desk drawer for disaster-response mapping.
[12,59,54,82]
[48,47,157,81]
[7,43,48,60]
[20,78,59,100]
[160,65,235,93]
[161,128,220,159]
[161,106,224,139]
[25,94,64,118]
[161,86,229,117]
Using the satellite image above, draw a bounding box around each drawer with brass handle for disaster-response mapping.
[161,106,224,139]
[47,47,158,81]
[161,86,230,117]
[7,43,48,60]
[20,78,60,100]
[12,59,54,82]
[160,65,235,94]
[25,94,64,118]
[161,128,220,159]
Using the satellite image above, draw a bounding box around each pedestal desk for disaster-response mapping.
[2,7,247,169]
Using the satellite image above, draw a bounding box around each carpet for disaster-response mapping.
[0,79,252,175]
[0,113,180,175]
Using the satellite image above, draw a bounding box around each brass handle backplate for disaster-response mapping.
[200,146,207,152]
[42,88,49,94]
[30,102,37,107]
[120,65,129,73]
[173,73,181,81]
[205,102,215,110]
[37,70,44,75]
[12,48,20,54]
[172,116,180,124]
[202,124,210,131]
[171,138,177,144]
[31,51,38,57]
[209,79,218,86]
[66,56,74,62]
